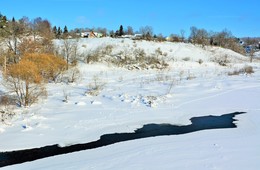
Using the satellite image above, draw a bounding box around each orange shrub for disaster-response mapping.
[7,60,42,84]
[5,60,46,106]
[22,53,67,82]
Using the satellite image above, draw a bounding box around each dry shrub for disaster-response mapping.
[243,66,254,74]
[18,38,42,54]
[1,52,63,107]
[85,75,106,96]
[85,47,102,64]
[22,53,67,82]
[4,60,47,107]
[0,94,15,124]
[102,45,113,56]
[18,36,54,54]
[182,57,190,61]
[228,65,254,76]
[228,70,240,76]
[65,67,81,83]
[212,55,230,66]
[198,59,203,64]
[85,45,113,64]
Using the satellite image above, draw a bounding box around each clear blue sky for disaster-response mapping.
[1,0,259,37]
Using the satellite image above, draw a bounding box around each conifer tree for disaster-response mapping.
[63,25,68,38]
[52,26,57,37]
[119,25,124,36]
[64,25,68,34]
[57,26,62,39]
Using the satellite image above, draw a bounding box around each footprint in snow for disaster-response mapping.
[91,100,102,105]
[21,124,33,131]
[75,101,86,106]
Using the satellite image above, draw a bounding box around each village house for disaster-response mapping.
[81,31,103,38]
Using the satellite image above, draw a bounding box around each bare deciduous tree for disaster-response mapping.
[139,26,153,40]
[3,60,47,107]
[62,39,79,70]
[180,29,185,42]
[189,26,208,47]
[126,26,134,35]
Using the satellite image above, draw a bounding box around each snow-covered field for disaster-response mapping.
[1,38,260,169]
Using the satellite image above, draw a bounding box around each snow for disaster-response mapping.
[1,38,260,169]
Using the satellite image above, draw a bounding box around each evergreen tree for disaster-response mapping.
[63,25,68,34]
[12,17,15,22]
[52,26,57,36]
[119,25,124,36]
[57,26,62,39]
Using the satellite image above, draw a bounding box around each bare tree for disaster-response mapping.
[180,29,185,42]
[212,29,244,54]
[62,39,79,70]
[30,17,54,42]
[126,26,134,35]
[189,26,198,44]
[18,16,30,34]
[1,18,24,64]
[3,60,47,107]
[189,26,208,46]
[96,27,107,37]
[139,26,153,40]
[156,33,165,42]
[0,47,8,74]
[168,34,181,42]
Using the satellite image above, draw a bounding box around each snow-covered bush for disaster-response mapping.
[63,66,81,83]
[85,48,102,64]
[85,45,113,64]
[212,54,230,66]
[228,65,254,76]
[182,57,190,61]
[85,75,106,96]
[243,65,254,74]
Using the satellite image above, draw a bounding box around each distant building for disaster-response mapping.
[131,34,142,40]
[81,31,103,38]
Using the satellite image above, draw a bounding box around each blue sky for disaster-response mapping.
[1,0,259,37]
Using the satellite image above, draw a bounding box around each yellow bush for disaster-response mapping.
[22,53,67,81]
[7,60,42,84]
[4,60,45,106]
[3,52,66,106]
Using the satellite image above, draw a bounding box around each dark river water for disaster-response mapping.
[0,112,245,168]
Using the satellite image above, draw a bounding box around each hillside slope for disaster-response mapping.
[54,37,248,64]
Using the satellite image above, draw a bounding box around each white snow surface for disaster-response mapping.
[1,38,260,170]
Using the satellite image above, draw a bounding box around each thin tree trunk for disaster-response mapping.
[25,82,29,106]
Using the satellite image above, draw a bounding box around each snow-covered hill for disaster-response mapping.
[54,37,247,63]
[1,38,260,170]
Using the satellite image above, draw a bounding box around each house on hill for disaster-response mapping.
[81,31,103,38]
